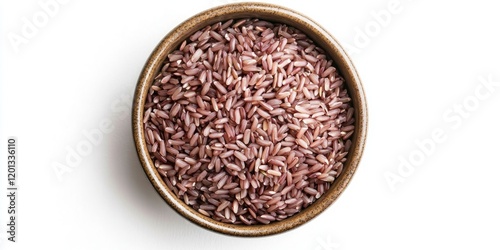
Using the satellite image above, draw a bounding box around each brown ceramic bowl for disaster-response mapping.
[133,2,367,236]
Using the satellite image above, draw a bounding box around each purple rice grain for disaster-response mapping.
[144,18,354,225]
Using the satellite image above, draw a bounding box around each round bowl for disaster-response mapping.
[133,2,367,236]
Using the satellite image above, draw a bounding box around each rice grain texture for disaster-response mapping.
[144,18,354,225]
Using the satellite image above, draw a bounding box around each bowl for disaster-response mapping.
[132,2,367,236]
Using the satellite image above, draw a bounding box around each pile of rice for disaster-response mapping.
[144,18,354,225]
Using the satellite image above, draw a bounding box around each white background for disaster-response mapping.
[1,0,499,249]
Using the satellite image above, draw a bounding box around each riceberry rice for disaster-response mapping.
[144,18,354,225]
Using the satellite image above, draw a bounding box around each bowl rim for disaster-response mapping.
[133,2,368,237]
